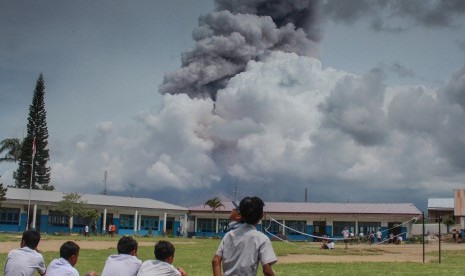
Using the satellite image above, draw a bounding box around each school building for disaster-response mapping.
[0,188,422,241]
[188,201,422,241]
[0,188,188,236]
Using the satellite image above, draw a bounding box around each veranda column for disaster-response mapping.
[102,208,107,234]
[163,213,167,235]
[32,204,37,229]
[138,214,142,231]
[282,219,286,236]
[134,210,138,233]
[184,214,188,237]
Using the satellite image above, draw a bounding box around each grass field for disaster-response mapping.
[1,234,465,275]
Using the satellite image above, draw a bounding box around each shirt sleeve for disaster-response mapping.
[215,238,225,258]
[37,255,46,274]
[259,237,277,265]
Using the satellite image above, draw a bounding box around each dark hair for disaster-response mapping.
[117,236,138,254]
[154,240,175,261]
[22,230,41,249]
[239,196,265,224]
[60,241,80,260]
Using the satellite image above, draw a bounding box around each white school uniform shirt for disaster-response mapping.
[137,260,181,276]
[46,257,79,276]
[216,223,277,276]
[101,254,142,276]
[4,247,46,276]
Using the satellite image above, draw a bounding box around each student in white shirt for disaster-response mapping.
[102,236,142,276]
[47,241,80,276]
[4,230,46,276]
[137,240,187,276]
[212,196,278,276]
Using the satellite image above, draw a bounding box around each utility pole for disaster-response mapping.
[305,188,308,202]
[103,171,107,195]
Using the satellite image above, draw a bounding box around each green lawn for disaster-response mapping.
[1,234,465,275]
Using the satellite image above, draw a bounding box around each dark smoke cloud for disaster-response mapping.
[160,0,465,101]
[159,0,320,101]
[322,0,465,32]
[214,0,323,41]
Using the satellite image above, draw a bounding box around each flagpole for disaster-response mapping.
[26,137,36,231]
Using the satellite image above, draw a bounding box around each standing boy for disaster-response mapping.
[212,196,277,276]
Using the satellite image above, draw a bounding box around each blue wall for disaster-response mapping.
[326,225,333,237]
[0,224,20,232]
[19,213,27,230]
[0,212,179,238]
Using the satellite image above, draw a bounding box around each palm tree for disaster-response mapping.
[0,138,22,163]
[204,197,225,213]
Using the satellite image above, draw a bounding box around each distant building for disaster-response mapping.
[427,198,454,221]
[189,201,421,241]
[454,189,465,236]
[0,188,422,241]
[0,188,187,236]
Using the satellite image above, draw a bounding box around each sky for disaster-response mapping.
[1,0,465,211]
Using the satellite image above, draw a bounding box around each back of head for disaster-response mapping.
[239,196,265,225]
[117,236,138,254]
[154,240,175,261]
[22,230,41,249]
[60,241,80,260]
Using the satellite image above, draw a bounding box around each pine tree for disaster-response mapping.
[15,74,53,190]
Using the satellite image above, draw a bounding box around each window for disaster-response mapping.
[197,218,216,232]
[333,221,356,236]
[358,222,381,235]
[48,210,69,226]
[0,208,20,225]
[73,216,86,227]
[141,216,159,231]
[219,219,229,232]
[285,220,306,235]
[119,214,135,230]
[261,220,283,235]
[48,210,86,227]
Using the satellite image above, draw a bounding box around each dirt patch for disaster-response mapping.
[2,239,464,264]
[278,242,465,263]
[0,239,195,253]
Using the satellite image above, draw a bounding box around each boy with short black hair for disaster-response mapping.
[212,196,277,276]
[137,240,187,276]
[4,230,46,276]
[101,236,142,276]
[46,241,80,276]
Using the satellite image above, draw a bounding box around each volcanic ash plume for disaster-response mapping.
[159,0,320,101]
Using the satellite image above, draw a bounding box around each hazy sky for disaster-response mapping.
[1,0,465,211]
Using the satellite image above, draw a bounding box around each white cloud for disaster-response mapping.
[48,52,465,207]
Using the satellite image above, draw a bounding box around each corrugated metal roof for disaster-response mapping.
[5,188,187,211]
[427,198,454,209]
[190,201,421,215]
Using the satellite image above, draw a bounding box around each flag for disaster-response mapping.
[32,137,36,157]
